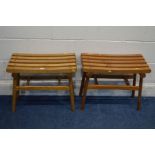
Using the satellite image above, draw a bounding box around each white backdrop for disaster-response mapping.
[0,26,155,96]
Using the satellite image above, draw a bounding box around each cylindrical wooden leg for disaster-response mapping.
[12,74,18,112]
[27,79,30,86]
[16,75,20,99]
[94,77,98,84]
[69,77,75,112]
[79,72,86,96]
[58,77,61,85]
[137,74,143,111]
[131,74,137,98]
[81,75,89,111]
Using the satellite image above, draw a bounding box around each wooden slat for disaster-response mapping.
[12,55,75,60]
[88,84,139,90]
[82,53,142,57]
[10,59,76,64]
[82,55,145,60]
[83,62,148,68]
[13,53,75,57]
[82,59,146,64]
[8,63,76,67]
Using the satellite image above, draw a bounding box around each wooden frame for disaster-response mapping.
[79,53,151,111]
[7,53,77,112]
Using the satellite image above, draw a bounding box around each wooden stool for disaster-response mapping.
[79,53,151,111]
[6,53,77,112]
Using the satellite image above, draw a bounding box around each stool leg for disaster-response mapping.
[137,74,143,111]
[131,74,137,98]
[79,72,86,96]
[58,77,61,85]
[12,74,19,112]
[81,75,89,111]
[69,76,75,112]
[27,79,30,86]
[94,77,98,84]
[16,75,20,99]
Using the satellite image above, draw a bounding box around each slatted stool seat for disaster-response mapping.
[79,53,151,111]
[6,53,77,112]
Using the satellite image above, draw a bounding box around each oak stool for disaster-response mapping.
[79,53,151,111]
[6,53,77,112]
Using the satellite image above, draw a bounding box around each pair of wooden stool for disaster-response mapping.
[6,52,151,112]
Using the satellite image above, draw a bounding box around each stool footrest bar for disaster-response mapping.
[88,84,139,90]
[16,86,69,91]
